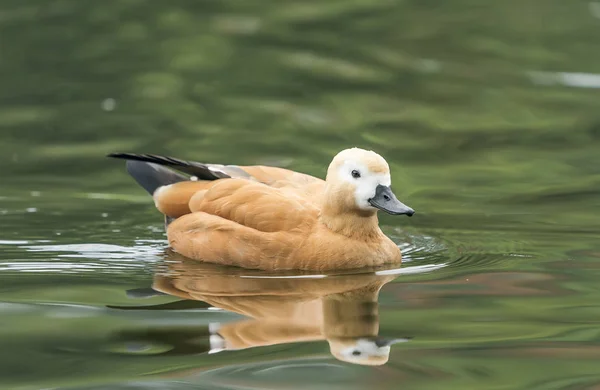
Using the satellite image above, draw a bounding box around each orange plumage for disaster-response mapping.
[109,148,414,271]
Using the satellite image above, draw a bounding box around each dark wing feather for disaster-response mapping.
[122,160,186,195]
[108,153,230,180]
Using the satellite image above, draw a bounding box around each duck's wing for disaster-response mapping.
[109,153,325,240]
[166,179,319,269]
[187,178,318,232]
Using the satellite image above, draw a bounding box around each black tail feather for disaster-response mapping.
[108,153,229,180]
[125,160,188,195]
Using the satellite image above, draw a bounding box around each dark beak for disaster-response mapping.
[368,185,415,216]
[373,337,412,348]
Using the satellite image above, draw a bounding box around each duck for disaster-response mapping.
[108,147,414,271]
[111,258,411,366]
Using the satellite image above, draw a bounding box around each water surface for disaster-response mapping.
[1,1,600,389]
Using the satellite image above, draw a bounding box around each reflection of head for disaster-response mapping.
[329,337,410,366]
[319,293,411,366]
[330,338,390,366]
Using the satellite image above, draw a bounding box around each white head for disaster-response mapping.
[325,148,414,216]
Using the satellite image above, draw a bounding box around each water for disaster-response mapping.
[1,1,600,389]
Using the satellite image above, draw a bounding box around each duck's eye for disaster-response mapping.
[352,350,362,356]
[351,170,361,179]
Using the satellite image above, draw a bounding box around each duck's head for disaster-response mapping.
[325,148,414,216]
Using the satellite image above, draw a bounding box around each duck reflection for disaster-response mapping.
[111,259,410,366]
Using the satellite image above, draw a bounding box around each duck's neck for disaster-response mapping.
[319,197,381,239]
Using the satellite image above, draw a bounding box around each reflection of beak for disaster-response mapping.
[368,185,415,216]
[373,337,412,347]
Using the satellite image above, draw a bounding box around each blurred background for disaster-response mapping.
[1,1,600,389]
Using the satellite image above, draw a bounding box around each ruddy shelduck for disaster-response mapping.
[109,148,414,271]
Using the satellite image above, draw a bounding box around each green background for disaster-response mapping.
[1,1,600,389]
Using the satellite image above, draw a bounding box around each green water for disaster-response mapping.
[2,1,600,389]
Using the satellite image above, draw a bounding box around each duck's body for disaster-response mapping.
[109,148,414,271]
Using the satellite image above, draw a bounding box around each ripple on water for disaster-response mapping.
[185,358,402,389]
[0,230,451,278]
[0,223,533,285]
[0,239,167,274]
